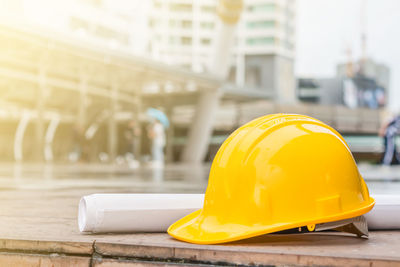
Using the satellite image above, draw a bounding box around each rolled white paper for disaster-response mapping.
[78,194,204,233]
[365,194,400,230]
[78,193,400,233]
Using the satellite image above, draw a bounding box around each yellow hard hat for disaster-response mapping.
[168,114,375,244]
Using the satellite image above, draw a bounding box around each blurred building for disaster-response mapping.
[148,0,297,102]
[0,0,290,164]
[0,0,150,53]
[337,58,390,91]
[0,0,297,103]
[296,78,320,103]
[297,58,389,109]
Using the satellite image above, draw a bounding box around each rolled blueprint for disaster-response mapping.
[78,193,400,233]
[365,194,400,230]
[78,194,204,233]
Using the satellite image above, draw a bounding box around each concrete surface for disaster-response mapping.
[0,163,399,266]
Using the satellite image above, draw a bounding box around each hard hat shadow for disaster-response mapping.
[226,232,369,246]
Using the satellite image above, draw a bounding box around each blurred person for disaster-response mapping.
[148,118,166,166]
[379,115,400,165]
[124,120,141,168]
[140,121,152,161]
[124,120,141,157]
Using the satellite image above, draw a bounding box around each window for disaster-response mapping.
[200,21,214,29]
[170,3,192,12]
[246,20,275,29]
[246,37,275,45]
[181,37,192,45]
[247,3,275,12]
[182,20,192,29]
[201,5,215,13]
[149,19,161,27]
[201,38,211,45]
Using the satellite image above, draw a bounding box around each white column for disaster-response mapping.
[235,53,245,87]
[14,112,31,162]
[36,64,47,161]
[44,115,60,162]
[108,83,118,162]
[181,89,223,163]
[181,23,236,163]
[78,67,88,129]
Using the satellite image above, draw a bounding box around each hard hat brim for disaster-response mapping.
[168,197,375,245]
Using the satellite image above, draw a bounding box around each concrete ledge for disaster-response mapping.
[1,232,400,267]
[0,251,90,267]
[92,232,400,267]
[0,239,93,255]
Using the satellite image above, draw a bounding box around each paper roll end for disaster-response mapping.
[78,196,96,233]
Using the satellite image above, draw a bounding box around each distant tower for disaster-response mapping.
[345,45,354,78]
[359,0,367,74]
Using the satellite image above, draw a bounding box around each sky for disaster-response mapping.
[296,0,400,111]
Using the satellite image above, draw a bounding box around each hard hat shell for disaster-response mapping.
[168,114,375,244]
